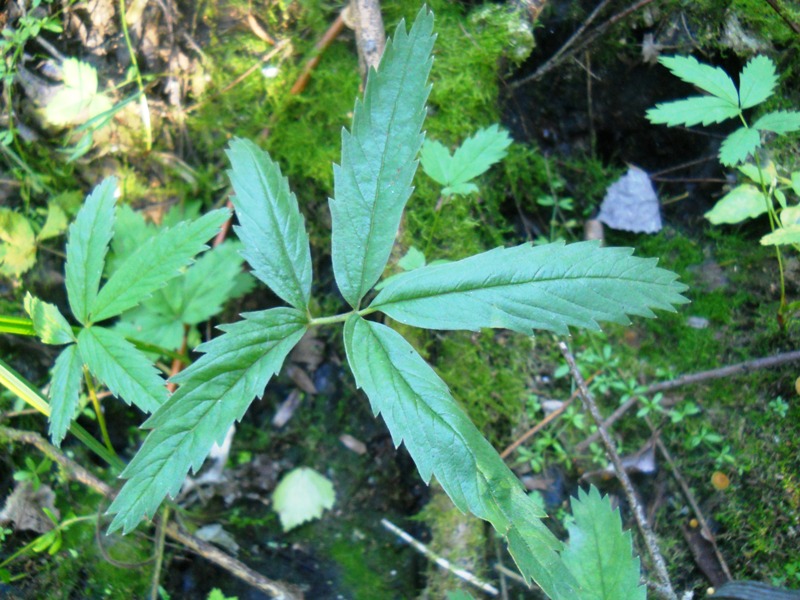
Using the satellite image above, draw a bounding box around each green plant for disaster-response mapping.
[12,456,52,491]
[647,55,800,319]
[4,9,688,597]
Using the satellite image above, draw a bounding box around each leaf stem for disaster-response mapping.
[118,0,152,151]
[308,311,354,326]
[83,367,115,454]
[753,152,788,320]
[150,506,169,599]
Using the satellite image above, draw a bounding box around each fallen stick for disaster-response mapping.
[575,349,800,453]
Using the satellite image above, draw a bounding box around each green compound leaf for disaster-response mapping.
[0,208,37,277]
[65,178,117,325]
[705,184,768,224]
[272,467,336,531]
[420,125,512,197]
[47,344,83,446]
[77,326,167,414]
[24,293,75,345]
[226,138,312,310]
[719,127,762,167]
[738,55,777,110]
[330,8,435,308]
[646,96,740,127]
[753,110,800,135]
[657,55,739,106]
[43,58,112,127]
[107,308,307,534]
[344,315,581,597]
[90,209,229,323]
[560,486,645,600]
[447,124,512,189]
[371,241,687,335]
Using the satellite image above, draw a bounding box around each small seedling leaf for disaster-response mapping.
[44,58,113,127]
[719,127,762,167]
[344,315,580,597]
[77,326,167,414]
[646,96,740,127]
[448,124,512,187]
[420,139,453,186]
[738,56,777,109]
[37,200,69,242]
[226,139,312,310]
[657,55,739,106]
[560,486,645,600]
[0,208,36,277]
[330,8,435,307]
[107,308,306,534]
[47,344,83,446]
[24,293,75,345]
[90,209,229,322]
[753,110,800,135]
[371,241,688,335]
[704,184,768,224]
[272,467,335,531]
[65,178,117,325]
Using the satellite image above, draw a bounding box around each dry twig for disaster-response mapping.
[558,342,676,600]
[0,426,303,599]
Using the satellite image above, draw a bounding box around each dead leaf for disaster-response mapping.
[0,482,60,534]
[597,166,662,233]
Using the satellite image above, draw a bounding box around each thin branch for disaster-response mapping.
[646,421,732,582]
[558,341,676,600]
[0,426,303,600]
[576,349,800,453]
[290,13,347,95]
[381,518,499,596]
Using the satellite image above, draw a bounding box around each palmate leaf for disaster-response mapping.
[371,241,687,335]
[65,177,117,325]
[329,7,435,308]
[738,55,777,109]
[646,96,739,127]
[107,308,307,534]
[560,487,645,600]
[48,344,83,446]
[447,124,512,188]
[657,55,738,106]
[89,209,229,323]
[344,316,581,597]
[77,326,167,414]
[226,139,312,310]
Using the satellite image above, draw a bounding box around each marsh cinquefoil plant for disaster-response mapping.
[22,9,686,598]
[647,55,800,318]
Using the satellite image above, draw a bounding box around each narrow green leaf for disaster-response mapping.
[738,55,777,109]
[448,124,512,187]
[420,139,453,186]
[329,8,435,307]
[719,127,761,167]
[646,96,740,127]
[371,241,687,335]
[657,55,738,106]
[705,184,768,224]
[107,308,307,534]
[77,326,167,414]
[753,110,800,135]
[178,241,254,325]
[560,487,645,600]
[65,177,117,325]
[89,209,229,322]
[23,293,75,345]
[344,315,581,596]
[48,344,83,446]
[226,138,312,309]
[36,200,69,242]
